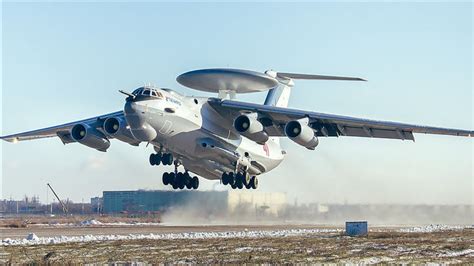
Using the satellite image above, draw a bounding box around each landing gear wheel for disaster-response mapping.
[162,172,170,185]
[172,182,179,189]
[235,172,244,189]
[222,173,229,185]
[149,154,162,166]
[192,176,199,189]
[176,172,185,189]
[149,154,155,166]
[185,173,192,189]
[250,176,258,189]
[235,173,244,189]
[242,173,250,187]
[231,183,237,189]
[228,173,236,186]
[161,153,173,165]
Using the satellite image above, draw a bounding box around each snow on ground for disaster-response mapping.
[34,220,163,227]
[79,219,102,226]
[25,233,39,241]
[398,224,471,233]
[35,220,165,227]
[1,228,341,246]
[438,249,474,258]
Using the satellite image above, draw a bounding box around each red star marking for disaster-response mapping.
[263,143,270,156]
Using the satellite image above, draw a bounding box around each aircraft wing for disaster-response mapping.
[0,111,123,143]
[209,99,473,140]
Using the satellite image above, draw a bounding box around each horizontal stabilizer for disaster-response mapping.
[277,72,366,81]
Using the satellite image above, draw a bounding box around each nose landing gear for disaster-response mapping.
[221,172,258,190]
[149,153,173,166]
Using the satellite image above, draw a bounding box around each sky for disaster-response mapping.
[1,2,472,205]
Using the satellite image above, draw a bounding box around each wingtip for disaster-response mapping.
[0,136,17,143]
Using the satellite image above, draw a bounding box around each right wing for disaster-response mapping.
[209,99,473,141]
[0,111,123,144]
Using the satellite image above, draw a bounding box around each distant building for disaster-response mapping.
[90,197,103,213]
[102,190,287,217]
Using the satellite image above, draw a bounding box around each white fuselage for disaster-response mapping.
[123,89,284,180]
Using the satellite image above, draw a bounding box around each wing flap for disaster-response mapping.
[340,126,415,140]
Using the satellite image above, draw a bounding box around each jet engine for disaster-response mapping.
[284,119,319,150]
[233,114,269,144]
[71,123,110,152]
[103,117,140,146]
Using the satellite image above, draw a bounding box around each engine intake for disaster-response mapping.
[103,117,140,146]
[71,124,110,152]
[234,114,269,144]
[284,120,319,150]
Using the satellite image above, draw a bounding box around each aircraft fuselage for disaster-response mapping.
[123,88,284,180]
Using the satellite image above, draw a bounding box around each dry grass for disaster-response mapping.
[2,229,473,264]
[0,215,161,227]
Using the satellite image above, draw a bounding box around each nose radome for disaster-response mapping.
[123,101,157,142]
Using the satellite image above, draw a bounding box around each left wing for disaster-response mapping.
[0,111,123,143]
[209,99,473,141]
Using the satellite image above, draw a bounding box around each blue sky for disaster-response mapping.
[1,2,472,204]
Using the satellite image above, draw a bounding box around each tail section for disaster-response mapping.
[262,70,366,145]
[263,70,365,107]
[264,84,292,108]
[265,86,291,146]
[264,71,294,146]
[263,70,293,108]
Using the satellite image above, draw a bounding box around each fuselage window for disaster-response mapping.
[143,89,151,96]
[156,92,164,99]
[151,91,158,97]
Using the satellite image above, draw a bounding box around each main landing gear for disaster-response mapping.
[149,153,173,166]
[162,171,199,190]
[221,172,258,189]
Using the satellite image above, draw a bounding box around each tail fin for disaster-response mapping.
[264,70,366,107]
[264,76,294,146]
[264,85,292,108]
[263,70,365,145]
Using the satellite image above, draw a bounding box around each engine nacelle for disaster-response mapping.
[284,120,319,150]
[103,117,140,146]
[71,124,110,152]
[234,114,269,144]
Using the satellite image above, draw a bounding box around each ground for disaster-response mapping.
[1,221,473,264]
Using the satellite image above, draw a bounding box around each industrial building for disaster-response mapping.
[102,190,287,217]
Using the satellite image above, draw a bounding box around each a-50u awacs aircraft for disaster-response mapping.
[1,69,473,190]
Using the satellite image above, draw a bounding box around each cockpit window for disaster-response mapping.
[132,86,164,99]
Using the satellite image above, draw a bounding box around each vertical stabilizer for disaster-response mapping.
[263,72,294,145]
[264,84,292,108]
[263,70,294,107]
